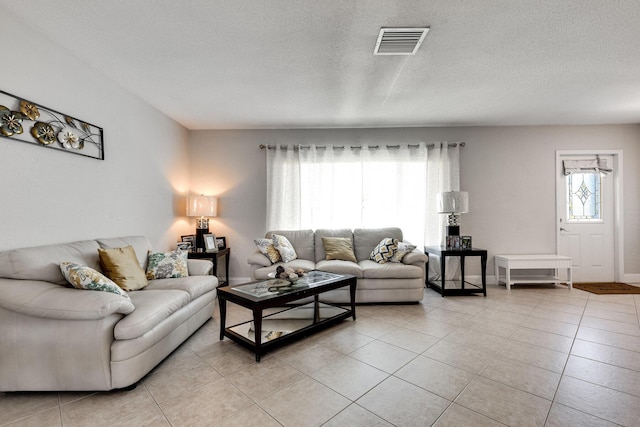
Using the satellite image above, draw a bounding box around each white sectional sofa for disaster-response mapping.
[0,236,217,391]
[248,228,428,303]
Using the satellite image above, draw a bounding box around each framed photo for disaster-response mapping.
[203,233,217,252]
[216,237,227,249]
[176,241,191,251]
[461,236,472,250]
[181,235,195,244]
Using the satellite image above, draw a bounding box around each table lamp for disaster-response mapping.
[187,194,217,251]
[437,191,469,237]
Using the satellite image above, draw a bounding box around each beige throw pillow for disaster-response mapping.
[322,237,357,263]
[390,241,417,262]
[98,246,148,291]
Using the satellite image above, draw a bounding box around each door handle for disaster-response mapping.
[560,227,568,232]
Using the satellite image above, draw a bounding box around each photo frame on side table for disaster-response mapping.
[461,236,472,250]
[203,233,218,252]
[181,235,195,245]
[216,237,227,249]
[176,242,191,251]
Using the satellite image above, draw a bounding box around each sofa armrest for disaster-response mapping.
[0,278,135,320]
[402,250,428,265]
[248,252,272,268]
[187,259,213,276]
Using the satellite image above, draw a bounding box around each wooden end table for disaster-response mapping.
[424,246,487,297]
[188,247,230,286]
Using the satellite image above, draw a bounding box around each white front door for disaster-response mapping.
[556,154,615,282]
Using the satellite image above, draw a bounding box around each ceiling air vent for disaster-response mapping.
[374,27,429,55]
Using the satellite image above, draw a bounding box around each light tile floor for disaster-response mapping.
[3,283,640,426]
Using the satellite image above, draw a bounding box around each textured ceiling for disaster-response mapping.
[2,0,640,129]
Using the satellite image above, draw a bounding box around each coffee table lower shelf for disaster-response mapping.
[222,301,353,361]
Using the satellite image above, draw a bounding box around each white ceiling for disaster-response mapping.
[2,0,640,130]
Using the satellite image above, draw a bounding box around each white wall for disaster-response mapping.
[0,10,190,251]
[189,125,640,282]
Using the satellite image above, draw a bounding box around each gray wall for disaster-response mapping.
[188,125,640,282]
[0,9,190,251]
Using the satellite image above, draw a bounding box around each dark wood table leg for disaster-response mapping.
[253,308,263,362]
[461,255,466,289]
[350,281,357,320]
[481,252,487,297]
[224,250,230,285]
[314,295,320,324]
[440,254,446,297]
[218,297,226,340]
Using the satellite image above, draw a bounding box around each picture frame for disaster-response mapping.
[203,233,217,252]
[461,236,472,250]
[176,241,191,251]
[181,235,195,245]
[216,236,227,249]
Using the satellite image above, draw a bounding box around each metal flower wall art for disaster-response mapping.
[0,89,104,160]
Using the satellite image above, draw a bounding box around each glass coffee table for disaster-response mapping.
[217,271,357,361]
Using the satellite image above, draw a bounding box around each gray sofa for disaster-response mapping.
[0,236,217,391]
[248,228,428,303]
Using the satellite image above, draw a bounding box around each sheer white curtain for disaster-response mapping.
[266,142,460,250]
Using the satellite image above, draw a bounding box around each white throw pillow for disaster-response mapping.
[272,234,298,263]
[391,241,417,262]
[60,262,130,299]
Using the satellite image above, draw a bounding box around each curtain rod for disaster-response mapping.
[259,142,465,150]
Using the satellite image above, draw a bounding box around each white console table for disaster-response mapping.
[494,254,572,290]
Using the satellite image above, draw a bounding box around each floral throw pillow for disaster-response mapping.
[146,250,189,280]
[370,238,399,264]
[390,241,417,263]
[59,262,130,299]
[254,238,282,264]
[272,234,298,263]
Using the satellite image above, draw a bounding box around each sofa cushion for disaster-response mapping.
[359,260,424,279]
[316,260,363,278]
[353,227,403,261]
[272,234,298,263]
[114,290,190,340]
[266,230,315,261]
[98,246,149,291]
[0,240,101,285]
[254,238,281,263]
[97,236,153,270]
[59,262,130,299]
[370,238,399,264]
[391,242,417,263]
[146,275,218,300]
[314,229,353,262]
[145,250,188,279]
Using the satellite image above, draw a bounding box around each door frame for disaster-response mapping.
[555,149,624,282]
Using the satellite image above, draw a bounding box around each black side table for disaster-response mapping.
[424,246,487,297]
[188,248,230,286]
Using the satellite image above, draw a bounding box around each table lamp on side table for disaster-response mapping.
[437,191,469,248]
[187,194,217,251]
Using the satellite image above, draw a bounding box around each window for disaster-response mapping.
[567,172,602,222]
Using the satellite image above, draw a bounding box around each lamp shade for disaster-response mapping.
[187,195,217,217]
[437,191,469,214]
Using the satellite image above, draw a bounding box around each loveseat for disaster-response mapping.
[0,236,217,391]
[248,228,428,303]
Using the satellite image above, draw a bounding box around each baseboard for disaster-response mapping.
[622,274,640,284]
